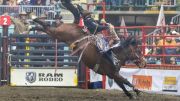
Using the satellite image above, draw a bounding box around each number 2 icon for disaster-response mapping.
[3,17,7,25]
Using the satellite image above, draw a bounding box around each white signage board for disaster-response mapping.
[10,68,78,86]
[105,68,180,95]
[90,69,102,82]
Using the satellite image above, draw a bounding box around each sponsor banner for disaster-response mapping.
[10,68,78,86]
[105,68,180,95]
[162,76,177,92]
[132,75,152,90]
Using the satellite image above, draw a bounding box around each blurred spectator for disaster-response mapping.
[154,33,178,64]
[168,22,180,42]
[52,14,63,27]
[19,0,30,5]
[10,11,30,34]
[48,0,55,6]
[8,0,17,6]
[168,22,179,34]
[41,0,46,5]
[154,33,163,54]
[30,0,36,5]
[54,0,63,18]
[170,57,176,65]
[164,36,177,64]
[0,0,3,4]
[36,0,43,5]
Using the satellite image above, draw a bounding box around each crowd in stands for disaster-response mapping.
[0,0,60,6]
[96,0,177,11]
[146,23,180,65]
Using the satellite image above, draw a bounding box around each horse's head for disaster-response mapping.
[123,36,146,68]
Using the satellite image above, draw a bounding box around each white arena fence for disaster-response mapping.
[90,68,180,95]
[0,5,55,21]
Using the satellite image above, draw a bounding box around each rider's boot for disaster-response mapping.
[77,4,84,13]
[103,50,119,71]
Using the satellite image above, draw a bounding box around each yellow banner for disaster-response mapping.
[163,77,176,85]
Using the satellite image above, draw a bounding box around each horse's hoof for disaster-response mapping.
[134,89,141,96]
[129,95,136,100]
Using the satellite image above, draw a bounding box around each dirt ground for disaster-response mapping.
[0,86,179,101]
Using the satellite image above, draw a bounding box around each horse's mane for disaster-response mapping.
[121,36,139,48]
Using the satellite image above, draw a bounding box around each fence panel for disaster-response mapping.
[9,34,78,68]
[115,25,180,68]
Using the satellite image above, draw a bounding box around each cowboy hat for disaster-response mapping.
[81,10,92,17]
[171,30,179,35]
[39,13,47,19]
[19,11,27,15]
[100,18,106,23]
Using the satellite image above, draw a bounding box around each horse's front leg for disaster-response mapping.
[113,72,134,99]
[114,72,141,96]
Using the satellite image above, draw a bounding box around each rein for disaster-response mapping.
[70,35,94,56]
[129,45,141,63]
[70,35,92,50]
[70,35,95,64]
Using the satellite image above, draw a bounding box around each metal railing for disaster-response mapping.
[115,25,180,67]
[0,5,55,20]
[146,0,177,7]
[9,34,78,68]
[0,5,74,23]
[19,5,55,19]
[171,14,180,32]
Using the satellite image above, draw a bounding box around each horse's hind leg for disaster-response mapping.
[30,14,50,28]
[29,25,45,32]
[33,18,50,28]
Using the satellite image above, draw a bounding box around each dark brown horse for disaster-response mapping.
[29,16,146,99]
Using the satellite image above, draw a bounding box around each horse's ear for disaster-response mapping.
[130,37,139,46]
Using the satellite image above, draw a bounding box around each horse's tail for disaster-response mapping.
[61,0,80,24]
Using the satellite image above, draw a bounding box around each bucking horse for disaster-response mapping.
[27,0,147,99]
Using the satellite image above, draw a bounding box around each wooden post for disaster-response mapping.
[2,25,9,85]
[0,15,11,85]
[0,33,2,85]
[102,1,106,89]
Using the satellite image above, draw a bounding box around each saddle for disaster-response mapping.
[70,34,110,56]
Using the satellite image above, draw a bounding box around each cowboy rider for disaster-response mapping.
[61,0,120,70]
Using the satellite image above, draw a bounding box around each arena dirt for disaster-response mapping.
[0,86,179,101]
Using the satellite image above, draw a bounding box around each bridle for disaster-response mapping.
[128,45,143,64]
